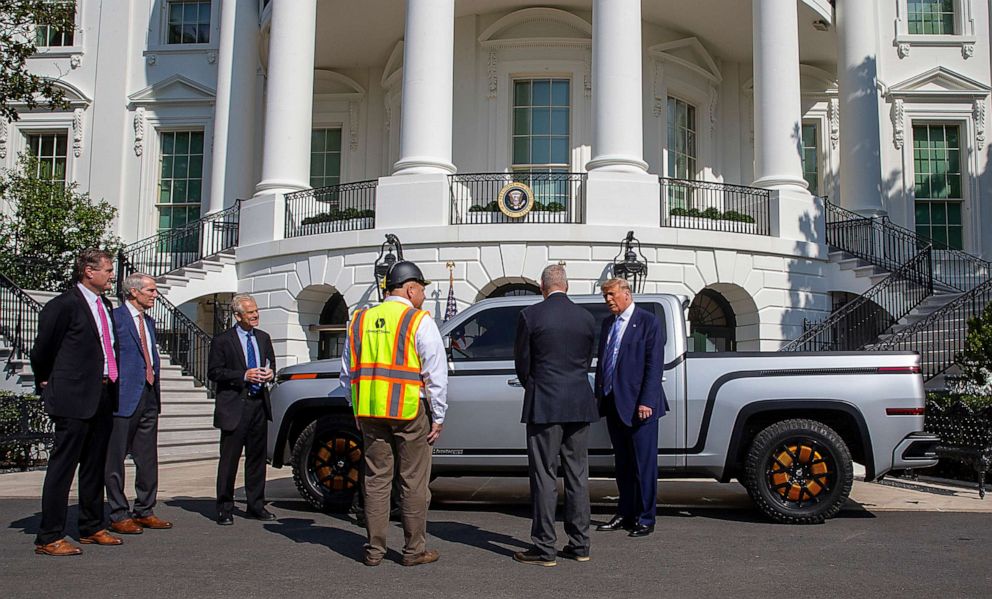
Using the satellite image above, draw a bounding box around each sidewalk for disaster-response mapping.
[2,458,989,513]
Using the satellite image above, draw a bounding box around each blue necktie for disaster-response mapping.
[602,316,623,396]
[246,331,262,395]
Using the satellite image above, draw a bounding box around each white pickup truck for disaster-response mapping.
[267,293,939,524]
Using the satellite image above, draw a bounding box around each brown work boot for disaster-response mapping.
[134,515,173,529]
[79,529,123,545]
[363,553,383,567]
[402,549,440,567]
[34,538,82,556]
[110,518,143,535]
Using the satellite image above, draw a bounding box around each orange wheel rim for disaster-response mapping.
[767,440,834,507]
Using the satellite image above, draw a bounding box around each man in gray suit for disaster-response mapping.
[512,264,598,567]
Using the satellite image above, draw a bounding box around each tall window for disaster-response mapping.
[167,0,211,44]
[801,123,819,196]
[34,1,75,47]
[25,133,69,185]
[666,97,697,209]
[158,131,204,233]
[310,128,342,189]
[512,79,570,172]
[907,0,955,35]
[913,124,963,249]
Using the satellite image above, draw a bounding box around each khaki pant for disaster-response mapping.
[359,409,432,560]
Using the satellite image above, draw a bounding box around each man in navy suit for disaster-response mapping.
[105,272,173,535]
[594,278,666,537]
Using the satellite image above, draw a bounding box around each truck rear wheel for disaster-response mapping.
[291,416,362,513]
[744,418,853,524]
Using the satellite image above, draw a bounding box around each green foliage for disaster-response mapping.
[300,208,375,226]
[927,391,992,411]
[0,156,120,290]
[956,301,992,388]
[467,200,566,213]
[669,207,756,223]
[0,0,75,122]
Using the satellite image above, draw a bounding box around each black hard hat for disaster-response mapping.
[385,260,431,290]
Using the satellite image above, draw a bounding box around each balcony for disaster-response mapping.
[284,180,378,239]
[448,172,586,225]
[659,177,771,236]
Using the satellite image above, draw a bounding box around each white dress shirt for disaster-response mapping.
[339,296,449,424]
[125,301,155,361]
[606,301,637,356]
[77,282,115,376]
[236,325,264,369]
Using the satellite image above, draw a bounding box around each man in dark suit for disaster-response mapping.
[105,272,173,535]
[594,278,666,538]
[31,248,124,555]
[208,293,276,525]
[512,264,598,567]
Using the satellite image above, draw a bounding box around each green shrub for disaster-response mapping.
[669,206,756,223]
[300,208,375,226]
[955,301,992,392]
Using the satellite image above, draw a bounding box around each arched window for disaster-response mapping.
[487,283,540,297]
[687,289,736,352]
[317,293,349,359]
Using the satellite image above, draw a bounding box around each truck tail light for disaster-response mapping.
[286,373,318,380]
[886,407,926,416]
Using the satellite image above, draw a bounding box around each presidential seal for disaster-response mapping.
[496,181,534,218]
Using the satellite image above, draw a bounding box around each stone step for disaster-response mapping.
[176,267,208,280]
[157,414,214,428]
[159,401,214,416]
[837,258,866,271]
[159,378,197,391]
[158,428,219,444]
[853,265,880,278]
[157,442,218,464]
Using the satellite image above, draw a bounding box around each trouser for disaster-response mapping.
[605,399,659,527]
[105,385,160,522]
[216,397,267,516]
[35,384,115,545]
[526,422,591,560]
[359,409,432,560]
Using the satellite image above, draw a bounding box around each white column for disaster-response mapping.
[587,0,647,172]
[208,0,259,213]
[837,0,885,216]
[751,0,807,191]
[393,0,455,175]
[254,0,317,194]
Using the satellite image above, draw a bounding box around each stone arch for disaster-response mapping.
[478,7,592,45]
[693,283,760,351]
[476,276,541,301]
[297,283,348,361]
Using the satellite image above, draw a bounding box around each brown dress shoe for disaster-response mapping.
[79,530,123,546]
[134,515,173,529]
[402,549,440,567]
[35,539,82,556]
[110,518,143,534]
[363,554,383,567]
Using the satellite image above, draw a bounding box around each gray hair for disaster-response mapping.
[540,264,568,292]
[230,293,257,315]
[123,272,154,298]
[600,278,631,293]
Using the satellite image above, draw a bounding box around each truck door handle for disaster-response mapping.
[662,377,667,382]
[507,378,523,388]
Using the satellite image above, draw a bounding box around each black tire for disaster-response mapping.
[291,415,363,513]
[743,418,853,524]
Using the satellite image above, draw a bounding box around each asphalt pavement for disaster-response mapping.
[1,462,992,598]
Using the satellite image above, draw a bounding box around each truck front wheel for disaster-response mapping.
[291,416,363,513]
[744,418,854,524]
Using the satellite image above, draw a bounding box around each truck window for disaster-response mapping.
[448,305,525,362]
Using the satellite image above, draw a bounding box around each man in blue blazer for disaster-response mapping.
[594,278,666,537]
[105,273,172,535]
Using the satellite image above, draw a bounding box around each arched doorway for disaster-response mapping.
[317,292,349,359]
[687,288,737,352]
[487,282,540,297]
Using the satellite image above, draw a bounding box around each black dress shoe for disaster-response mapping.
[217,514,233,526]
[629,523,654,537]
[246,508,277,521]
[596,515,633,532]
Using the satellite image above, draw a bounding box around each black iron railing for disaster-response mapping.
[117,254,213,389]
[449,172,585,224]
[119,202,240,280]
[0,273,43,363]
[284,180,378,238]
[826,201,990,292]
[659,178,771,236]
[865,278,992,381]
[0,392,54,471]
[782,248,934,352]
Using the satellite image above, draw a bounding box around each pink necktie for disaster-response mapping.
[96,298,118,382]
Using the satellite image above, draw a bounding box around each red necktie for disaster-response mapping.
[137,311,155,385]
[96,298,118,382]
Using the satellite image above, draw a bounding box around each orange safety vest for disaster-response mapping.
[348,301,428,420]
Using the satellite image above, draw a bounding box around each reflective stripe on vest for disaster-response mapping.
[348,302,428,420]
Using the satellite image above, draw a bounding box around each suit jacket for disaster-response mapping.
[208,326,275,431]
[112,304,161,417]
[514,293,598,424]
[30,286,119,419]
[594,305,667,427]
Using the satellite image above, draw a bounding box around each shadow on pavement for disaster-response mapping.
[8,508,45,538]
[262,517,367,562]
[164,497,219,522]
[427,520,530,557]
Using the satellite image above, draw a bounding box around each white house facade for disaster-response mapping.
[6,0,992,372]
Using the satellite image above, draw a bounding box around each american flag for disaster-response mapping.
[443,262,458,322]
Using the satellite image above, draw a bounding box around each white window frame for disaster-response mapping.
[154,128,208,234]
[31,0,84,58]
[894,0,977,58]
[308,126,345,189]
[147,0,220,53]
[665,95,698,181]
[4,118,76,181]
[800,119,826,197]
[510,77,573,173]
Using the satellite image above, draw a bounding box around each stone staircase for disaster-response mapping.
[154,248,237,307]
[157,356,218,464]
[0,345,35,394]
